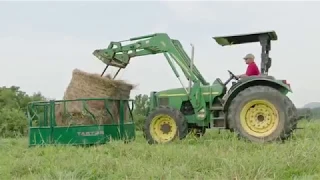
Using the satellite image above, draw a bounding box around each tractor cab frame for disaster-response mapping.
[213,30,277,76]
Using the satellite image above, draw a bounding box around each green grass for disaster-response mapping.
[1,120,320,180]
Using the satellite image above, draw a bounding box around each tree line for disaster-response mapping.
[297,107,320,121]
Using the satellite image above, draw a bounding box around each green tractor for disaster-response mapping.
[93,30,298,144]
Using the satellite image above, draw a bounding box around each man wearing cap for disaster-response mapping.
[236,53,260,78]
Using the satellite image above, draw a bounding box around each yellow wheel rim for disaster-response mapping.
[240,99,279,137]
[149,114,177,143]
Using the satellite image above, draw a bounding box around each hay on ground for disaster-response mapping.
[55,68,134,126]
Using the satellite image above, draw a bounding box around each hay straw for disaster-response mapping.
[55,68,134,126]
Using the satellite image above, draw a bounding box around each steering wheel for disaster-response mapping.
[228,70,239,80]
[223,70,239,86]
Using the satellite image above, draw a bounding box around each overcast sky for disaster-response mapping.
[0,1,319,107]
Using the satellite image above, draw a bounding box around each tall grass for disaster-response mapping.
[1,120,320,180]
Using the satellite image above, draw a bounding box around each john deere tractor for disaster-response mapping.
[93,31,298,144]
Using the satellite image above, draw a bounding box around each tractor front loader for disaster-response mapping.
[93,31,298,144]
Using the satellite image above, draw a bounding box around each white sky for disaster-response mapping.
[0,1,319,107]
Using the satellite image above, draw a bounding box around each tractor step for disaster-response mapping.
[210,116,226,128]
[213,116,224,120]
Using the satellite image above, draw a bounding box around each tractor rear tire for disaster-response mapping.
[143,106,188,144]
[227,85,297,143]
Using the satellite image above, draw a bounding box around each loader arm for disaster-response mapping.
[93,33,209,86]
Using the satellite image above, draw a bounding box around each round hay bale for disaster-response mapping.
[55,68,134,126]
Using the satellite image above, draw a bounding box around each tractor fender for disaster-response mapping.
[223,78,291,111]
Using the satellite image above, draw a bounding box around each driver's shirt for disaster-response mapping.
[246,62,260,76]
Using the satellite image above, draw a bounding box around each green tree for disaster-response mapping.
[0,107,29,137]
[0,86,46,110]
[132,94,150,131]
[133,94,150,116]
[0,86,47,137]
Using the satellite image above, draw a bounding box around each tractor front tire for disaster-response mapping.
[227,85,297,143]
[143,106,188,144]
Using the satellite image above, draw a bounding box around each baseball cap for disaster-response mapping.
[243,53,255,60]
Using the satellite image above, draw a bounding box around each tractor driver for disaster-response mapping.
[236,53,260,78]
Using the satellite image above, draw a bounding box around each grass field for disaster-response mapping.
[1,120,320,180]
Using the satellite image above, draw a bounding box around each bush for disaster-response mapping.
[133,113,146,131]
[0,108,28,138]
[0,86,47,137]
